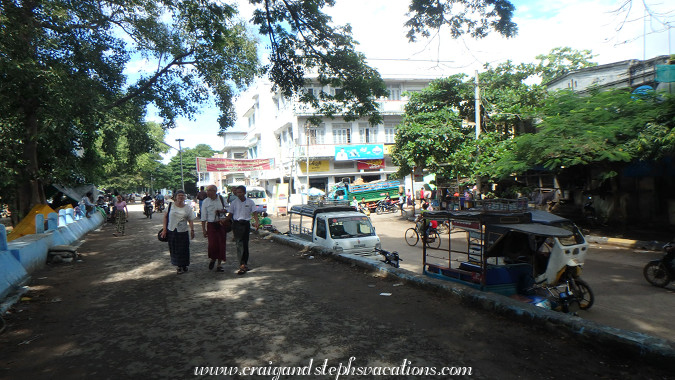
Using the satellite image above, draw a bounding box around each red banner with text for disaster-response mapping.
[196,157,274,172]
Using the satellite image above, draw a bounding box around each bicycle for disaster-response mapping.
[404,222,441,249]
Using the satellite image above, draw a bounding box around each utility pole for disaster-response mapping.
[176,138,185,191]
[475,70,481,139]
[474,70,482,197]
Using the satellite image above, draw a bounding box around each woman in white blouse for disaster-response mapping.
[160,190,197,274]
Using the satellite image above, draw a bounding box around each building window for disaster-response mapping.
[359,123,377,143]
[332,123,351,144]
[248,113,255,128]
[306,128,325,145]
[384,124,396,143]
[199,172,210,181]
[387,86,401,101]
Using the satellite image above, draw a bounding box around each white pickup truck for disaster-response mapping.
[288,202,381,255]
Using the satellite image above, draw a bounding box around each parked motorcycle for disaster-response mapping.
[643,240,675,288]
[144,200,154,219]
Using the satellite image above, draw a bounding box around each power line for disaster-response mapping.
[365,57,456,63]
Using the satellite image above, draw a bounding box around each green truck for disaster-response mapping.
[327,180,402,206]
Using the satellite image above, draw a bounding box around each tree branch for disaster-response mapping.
[106,50,194,110]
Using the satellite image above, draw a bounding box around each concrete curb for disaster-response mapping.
[586,235,668,251]
[264,231,675,366]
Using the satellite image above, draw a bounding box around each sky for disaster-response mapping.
[156,0,675,162]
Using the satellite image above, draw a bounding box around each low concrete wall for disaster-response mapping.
[0,209,104,301]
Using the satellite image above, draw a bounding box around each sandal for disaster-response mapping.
[208,260,215,270]
[237,265,247,275]
[177,267,184,274]
[216,267,224,272]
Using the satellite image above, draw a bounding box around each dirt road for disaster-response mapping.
[0,205,672,379]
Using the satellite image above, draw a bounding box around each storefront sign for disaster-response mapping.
[357,159,385,170]
[334,144,384,161]
[299,160,330,173]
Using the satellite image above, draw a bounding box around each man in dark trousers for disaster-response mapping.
[226,185,259,274]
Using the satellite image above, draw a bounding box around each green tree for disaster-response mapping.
[496,89,675,180]
[536,47,598,84]
[1,0,522,219]
[166,144,216,195]
[405,0,518,40]
[392,62,540,182]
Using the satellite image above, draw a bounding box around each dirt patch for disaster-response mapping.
[0,206,672,379]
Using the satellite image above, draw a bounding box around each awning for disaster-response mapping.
[492,223,573,237]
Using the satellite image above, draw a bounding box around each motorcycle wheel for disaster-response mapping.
[643,261,672,288]
[404,228,419,246]
[424,231,441,249]
[570,278,594,310]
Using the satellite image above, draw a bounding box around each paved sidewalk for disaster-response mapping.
[0,206,673,379]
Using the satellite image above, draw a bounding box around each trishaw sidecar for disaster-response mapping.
[422,199,593,313]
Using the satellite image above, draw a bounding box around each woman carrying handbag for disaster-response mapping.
[160,190,197,274]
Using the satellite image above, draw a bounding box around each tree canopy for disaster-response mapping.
[1,0,522,218]
[496,89,675,181]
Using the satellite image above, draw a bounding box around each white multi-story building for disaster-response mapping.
[209,76,433,211]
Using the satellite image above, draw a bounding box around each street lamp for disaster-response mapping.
[176,138,185,191]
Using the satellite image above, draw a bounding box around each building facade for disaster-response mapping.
[546,55,672,93]
[205,77,433,211]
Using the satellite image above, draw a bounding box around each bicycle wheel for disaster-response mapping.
[425,231,441,249]
[405,228,419,246]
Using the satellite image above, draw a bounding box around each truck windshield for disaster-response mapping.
[328,216,375,239]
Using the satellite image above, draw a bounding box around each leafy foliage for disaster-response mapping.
[496,89,675,178]
[405,0,518,40]
[251,0,388,126]
[536,47,598,84]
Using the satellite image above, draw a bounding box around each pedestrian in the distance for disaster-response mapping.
[196,186,208,218]
[200,185,228,272]
[160,190,197,274]
[113,194,128,237]
[226,185,259,275]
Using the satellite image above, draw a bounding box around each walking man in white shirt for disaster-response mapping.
[226,185,259,275]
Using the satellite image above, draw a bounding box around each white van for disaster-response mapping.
[246,186,268,213]
[288,202,381,255]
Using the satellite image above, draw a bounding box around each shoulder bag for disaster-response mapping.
[219,195,232,233]
[157,202,172,242]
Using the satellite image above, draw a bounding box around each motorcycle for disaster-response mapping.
[144,200,154,219]
[643,240,675,288]
[154,199,165,213]
[375,199,399,215]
